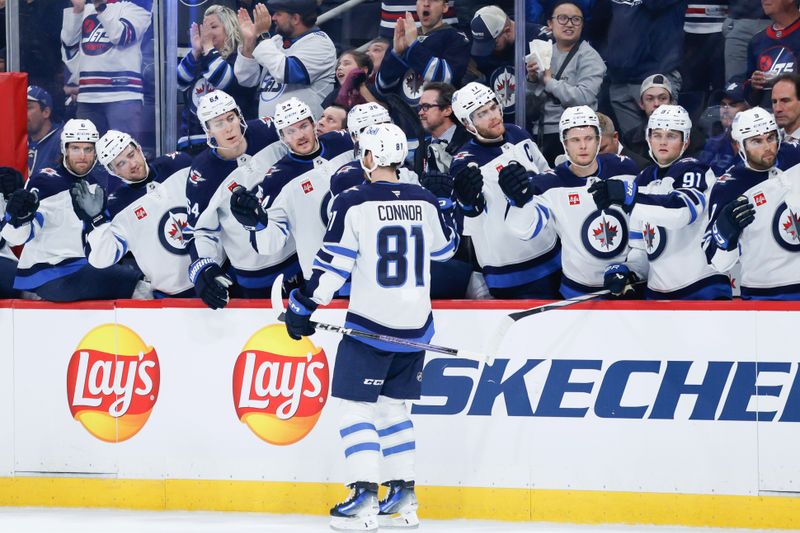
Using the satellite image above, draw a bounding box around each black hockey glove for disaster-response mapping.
[420,172,454,209]
[0,167,24,200]
[498,162,533,206]
[4,188,39,227]
[230,185,269,231]
[453,163,484,209]
[189,258,233,310]
[711,196,755,251]
[70,179,109,228]
[285,288,318,340]
[588,179,636,211]
[603,264,638,297]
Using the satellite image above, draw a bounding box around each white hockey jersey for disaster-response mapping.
[252,131,354,278]
[186,118,296,289]
[704,142,800,299]
[234,29,336,119]
[61,1,152,103]
[304,181,458,351]
[88,153,193,296]
[0,194,17,263]
[625,158,731,299]
[449,124,559,295]
[505,153,639,297]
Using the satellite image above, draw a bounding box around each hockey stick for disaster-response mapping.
[270,274,492,363]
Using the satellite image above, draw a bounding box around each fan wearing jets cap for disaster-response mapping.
[500,106,639,298]
[1,119,145,301]
[592,105,731,300]
[72,130,195,298]
[186,90,295,309]
[703,107,800,299]
[27,86,63,177]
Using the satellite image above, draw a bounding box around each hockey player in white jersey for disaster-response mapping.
[449,81,560,298]
[229,97,354,279]
[499,106,640,298]
[0,168,23,298]
[703,107,800,299]
[186,90,296,309]
[70,130,196,297]
[590,105,731,299]
[1,119,144,301]
[284,124,458,531]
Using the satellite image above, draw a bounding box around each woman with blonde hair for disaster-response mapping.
[177,5,256,154]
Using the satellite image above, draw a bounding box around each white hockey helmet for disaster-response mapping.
[359,123,408,175]
[347,102,391,141]
[451,82,499,131]
[197,90,245,133]
[558,106,600,167]
[96,130,143,177]
[61,119,99,155]
[274,97,314,133]
[731,107,780,170]
[646,104,692,167]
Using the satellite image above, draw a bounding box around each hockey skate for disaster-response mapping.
[378,480,419,528]
[329,481,379,531]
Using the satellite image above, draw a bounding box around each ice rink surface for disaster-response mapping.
[0,508,794,533]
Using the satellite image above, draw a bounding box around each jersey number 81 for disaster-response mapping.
[376,225,425,288]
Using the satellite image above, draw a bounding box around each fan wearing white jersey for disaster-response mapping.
[71,130,196,297]
[499,106,640,298]
[448,82,561,298]
[592,105,731,299]
[285,124,458,531]
[703,107,800,300]
[229,97,354,279]
[185,90,296,309]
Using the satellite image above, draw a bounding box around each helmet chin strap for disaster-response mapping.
[562,140,600,169]
[467,123,502,144]
[647,134,689,168]
[360,157,378,180]
[66,157,97,178]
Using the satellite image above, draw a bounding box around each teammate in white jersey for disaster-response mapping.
[71,130,195,297]
[186,90,296,309]
[229,97,354,279]
[496,106,637,297]
[285,124,458,531]
[703,107,800,299]
[449,81,560,298]
[591,105,731,299]
[0,168,23,298]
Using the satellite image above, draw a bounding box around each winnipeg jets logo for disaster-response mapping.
[336,165,358,176]
[158,208,190,255]
[402,70,424,102]
[41,167,59,177]
[81,15,112,56]
[771,202,800,252]
[491,67,516,113]
[189,170,205,185]
[642,222,668,259]
[581,208,628,259]
[192,79,214,106]
[259,76,285,102]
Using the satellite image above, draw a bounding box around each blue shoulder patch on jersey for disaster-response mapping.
[28,164,104,201]
[597,152,640,178]
[244,118,280,154]
[777,140,800,171]
[319,130,355,158]
[330,161,364,197]
[503,123,533,145]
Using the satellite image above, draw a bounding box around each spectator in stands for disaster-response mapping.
[744,0,800,107]
[60,0,152,141]
[625,74,674,158]
[469,5,551,123]
[365,37,390,80]
[375,0,470,107]
[525,0,605,164]
[316,104,348,135]
[605,0,684,146]
[596,112,650,170]
[177,5,255,155]
[698,79,749,175]
[681,0,727,101]
[27,86,63,177]
[321,49,373,108]
[771,73,800,139]
[235,0,336,118]
[419,82,470,173]
[724,0,770,81]
[379,0,458,39]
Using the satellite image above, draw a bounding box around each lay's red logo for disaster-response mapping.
[232,324,329,445]
[66,324,160,443]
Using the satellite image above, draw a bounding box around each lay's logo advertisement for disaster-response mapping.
[66,324,160,443]
[233,324,329,446]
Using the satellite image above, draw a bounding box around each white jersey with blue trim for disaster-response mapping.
[1,165,106,290]
[252,131,354,278]
[61,2,152,103]
[505,153,638,293]
[626,158,729,298]
[233,29,336,119]
[449,124,559,290]
[703,141,800,299]
[0,195,17,262]
[186,118,295,287]
[304,181,458,351]
[87,153,194,295]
